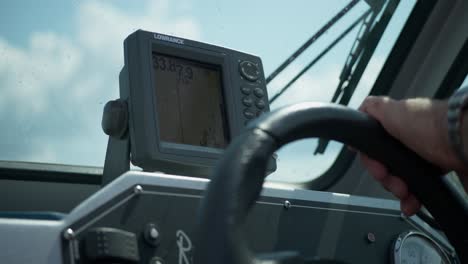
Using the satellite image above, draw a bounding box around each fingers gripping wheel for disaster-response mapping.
[196,102,468,264]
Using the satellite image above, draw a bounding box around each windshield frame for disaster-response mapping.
[296,0,440,190]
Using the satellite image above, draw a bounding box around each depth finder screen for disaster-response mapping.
[152,53,228,149]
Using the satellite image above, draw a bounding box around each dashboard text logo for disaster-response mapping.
[154,34,184,45]
[176,230,192,264]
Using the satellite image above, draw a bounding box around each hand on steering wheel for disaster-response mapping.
[358,96,468,216]
[196,103,468,264]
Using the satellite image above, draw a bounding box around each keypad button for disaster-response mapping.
[253,87,265,98]
[256,99,266,109]
[149,257,165,264]
[244,109,255,119]
[256,110,264,117]
[242,96,253,107]
[241,86,252,95]
[239,61,260,82]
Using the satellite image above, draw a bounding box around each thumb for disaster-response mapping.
[359,96,393,120]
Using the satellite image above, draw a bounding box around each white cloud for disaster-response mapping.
[268,140,343,183]
[23,145,59,164]
[0,33,82,116]
[0,0,385,171]
[268,63,342,109]
[348,56,385,108]
[0,0,202,166]
[77,0,201,64]
[263,64,343,181]
[0,0,202,115]
[265,57,385,182]
[268,55,385,111]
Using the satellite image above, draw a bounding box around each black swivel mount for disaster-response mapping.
[101,98,131,186]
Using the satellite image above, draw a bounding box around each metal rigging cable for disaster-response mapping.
[265,0,361,85]
[269,10,372,104]
[315,0,400,154]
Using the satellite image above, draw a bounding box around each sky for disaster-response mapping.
[0,0,416,183]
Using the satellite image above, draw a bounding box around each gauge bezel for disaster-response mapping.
[392,230,453,264]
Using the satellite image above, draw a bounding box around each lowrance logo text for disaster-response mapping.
[154,34,184,45]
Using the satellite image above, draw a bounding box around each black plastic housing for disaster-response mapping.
[121,30,274,176]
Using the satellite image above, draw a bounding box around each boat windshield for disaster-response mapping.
[0,0,417,183]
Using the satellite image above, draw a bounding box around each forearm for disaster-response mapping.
[459,110,468,172]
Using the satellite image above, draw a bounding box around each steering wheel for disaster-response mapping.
[195,103,468,264]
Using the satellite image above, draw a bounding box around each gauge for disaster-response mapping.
[392,231,453,264]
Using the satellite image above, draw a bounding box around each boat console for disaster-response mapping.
[0,30,466,264]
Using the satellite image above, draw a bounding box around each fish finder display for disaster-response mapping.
[152,53,228,149]
[102,30,273,179]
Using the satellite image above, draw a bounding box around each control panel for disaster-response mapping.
[0,172,456,264]
[238,60,269,125]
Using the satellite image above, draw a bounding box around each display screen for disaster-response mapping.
[152,53,228,149]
